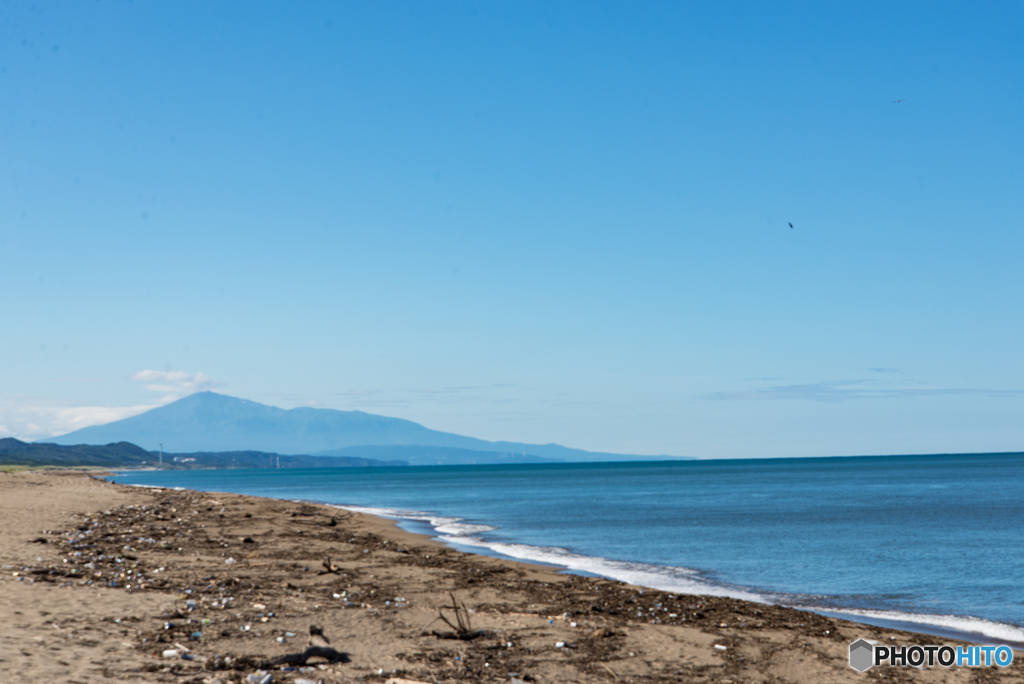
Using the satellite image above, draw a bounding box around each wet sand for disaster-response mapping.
[1,470,1020,683]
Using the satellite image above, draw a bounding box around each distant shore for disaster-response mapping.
[1,470,1020,683]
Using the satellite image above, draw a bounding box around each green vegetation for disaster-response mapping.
[0,438,153,468]
[0,438,404,470]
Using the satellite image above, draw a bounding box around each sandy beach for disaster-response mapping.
[1,470,1020,684]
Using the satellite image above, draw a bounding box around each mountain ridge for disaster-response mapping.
[45,392,684,463]
[318,444,560,466]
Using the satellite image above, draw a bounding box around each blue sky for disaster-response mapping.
[2,1,1022,458]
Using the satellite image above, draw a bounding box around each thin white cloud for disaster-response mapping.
[0,369,222,441]
[131,369,221,399]
[0,396,156,442]
[704,380,1024,402]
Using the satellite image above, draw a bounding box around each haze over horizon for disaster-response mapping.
[3,2,1022,458]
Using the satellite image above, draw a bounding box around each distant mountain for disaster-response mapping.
[46,392,683,463]
[318,445,560,466]
[0,437,153,468]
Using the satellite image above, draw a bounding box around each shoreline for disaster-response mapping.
[2,470,1022,683]
[117,474,1024,649]
[336,503,1024,650]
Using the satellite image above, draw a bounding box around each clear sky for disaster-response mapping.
[2,1,1022,458]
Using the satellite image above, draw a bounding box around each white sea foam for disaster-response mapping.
[803,606,1024,645]
[337,504,1024,645]
[336,505,496,536]
[122,483,183,491]
[444,534,769,603]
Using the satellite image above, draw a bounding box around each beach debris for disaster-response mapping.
[555,641,566,648]
[714,644,728,651]
[246,673,273,684]
[588,627,612,639]
[262,625,349,667]
[162,649,181,658]
[309,625,330,648]
[598,663,619,680]
[319,557,342,575]
[225,557,237,564]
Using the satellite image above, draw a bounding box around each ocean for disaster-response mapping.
[111,452,1024,645]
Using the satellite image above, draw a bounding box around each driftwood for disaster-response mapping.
[288,510,346,527]
[423,593,482,640]
[430,629,482,640]
[264,625,349,666]
[266,646,348,666]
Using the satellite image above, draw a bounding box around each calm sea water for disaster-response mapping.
[111,453,1024,644]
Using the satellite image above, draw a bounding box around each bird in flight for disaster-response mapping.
[788,222,794,229]
[893,99,904,103]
